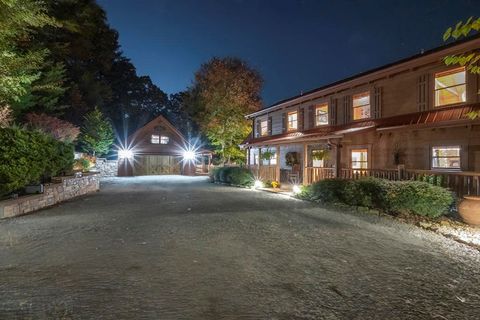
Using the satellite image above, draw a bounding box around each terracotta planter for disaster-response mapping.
[458,196,480,226]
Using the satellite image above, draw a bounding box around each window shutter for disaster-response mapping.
[256,120,261,138]
[298,107,305,131]
[267,116,272,135]
[417,74,429,111]
[373,87,382,118]
[282,112,287,133]
[343,95,351,123]
[308,105,315,129]
[329,97,337,125]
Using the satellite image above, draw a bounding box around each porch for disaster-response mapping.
[245,144,480,198]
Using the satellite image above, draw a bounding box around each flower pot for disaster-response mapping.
[458,196,480,226]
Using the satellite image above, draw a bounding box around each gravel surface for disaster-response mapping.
[1,176,479,319]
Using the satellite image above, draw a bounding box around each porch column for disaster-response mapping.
[247,148,251,167]
[276,145,280,182]
[334,143,341,178]
[302,143,308,184]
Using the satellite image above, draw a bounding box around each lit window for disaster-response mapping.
[432,146,460,169]
[353,92,371,120]
[288,111,298,131]
[260,120,268,136]
[151,134,160,144]
[351,149,368,169]
[435,67,466,107]
[160,136,169,144]
[315,104,329,126]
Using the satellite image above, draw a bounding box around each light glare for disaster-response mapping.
[118,148,134,159]
[254,180,263,189]
[183,150,196,161]
[293,185,301,194]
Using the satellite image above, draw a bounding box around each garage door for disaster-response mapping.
[134,155,181,175]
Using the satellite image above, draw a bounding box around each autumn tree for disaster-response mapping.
[25,113,80,143]
[443,17,480,119]
[190,57,263,164]
[79,107,114,156]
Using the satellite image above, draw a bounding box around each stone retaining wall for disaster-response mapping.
[0,174,100,219]
[95,158,118,177]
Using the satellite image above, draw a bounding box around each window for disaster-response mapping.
[260,120,268,136]
[432,146,460,169]
[352,92,371,120]
[160,136,169,144]
[287,111,298,131]
[269,151,277,166]
[151,134,160,144]
[435,67,466,107]
[315,104,329,126]
[351,149,368,169]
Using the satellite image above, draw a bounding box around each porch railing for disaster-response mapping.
[404,169,480,197]
[305,167,336,184]
[340,168,400,180]
[249,165,278,182]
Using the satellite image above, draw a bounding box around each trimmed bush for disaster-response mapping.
[343,177,391,209]
[297,179,348,203]
[297,177,454,218]
[387,181,454,218]
[210,166,254,187]
[0,127,74,196]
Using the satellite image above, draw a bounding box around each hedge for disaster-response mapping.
[210,166,254,187]
[297,177,454,218]
[0,127,74,196]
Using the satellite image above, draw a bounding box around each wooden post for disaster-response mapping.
[335,144,341,178]
[276,145,280,182]
[303,143,308,184]
[258,147,262,179]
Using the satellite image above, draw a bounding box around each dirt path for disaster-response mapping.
[1,176,479,319]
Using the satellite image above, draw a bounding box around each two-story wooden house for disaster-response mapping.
[241,36,480,195]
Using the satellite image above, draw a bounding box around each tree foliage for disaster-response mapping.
[190,57,263,163]
[0,105,13,128]
[0,0,62,113]
[25,112,80,143]
[443,17,480,119]
[79,107,114,156]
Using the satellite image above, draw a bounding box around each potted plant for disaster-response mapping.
[312,149,330,161]
[260,148,275,161]
[458,196,480,226]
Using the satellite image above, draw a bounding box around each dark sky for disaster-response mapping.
[97,0,478,106]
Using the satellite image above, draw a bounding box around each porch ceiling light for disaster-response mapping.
[118,148,134,159]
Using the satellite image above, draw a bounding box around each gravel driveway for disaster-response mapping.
[1,176,479,319]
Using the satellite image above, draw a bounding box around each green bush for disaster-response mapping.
[296,177,454,218]
[210,166,254,187]
[297,179,348,203]
[387,181,454,218]
[0,127,74,196]
[74,158,91,172]
[343,177,391,209]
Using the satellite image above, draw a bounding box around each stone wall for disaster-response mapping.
[95,158,118,177]
[0,174,100,219]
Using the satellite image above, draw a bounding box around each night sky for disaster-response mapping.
[97,0,478,106]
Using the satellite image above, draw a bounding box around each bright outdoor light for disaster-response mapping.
[183,150,196,161]
[118,148,134,159]
[254,180,263,189]
[292,185,301,194]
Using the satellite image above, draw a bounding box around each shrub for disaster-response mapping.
[0,127,74,196]
[297,179,348,203]
[343,177,391,209]
[0,105,13,128]
[296,177,454,218]
[74,158,91,172]
[210,166,254,187]
[25,113,80,143]
[387,181,454,218]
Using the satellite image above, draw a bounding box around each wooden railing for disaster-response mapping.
[340,168,400,180]
[405,169,480,197]
[249,165,278,182]
[305,167,335,184]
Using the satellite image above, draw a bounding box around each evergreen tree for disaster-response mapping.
[80,107,114,156]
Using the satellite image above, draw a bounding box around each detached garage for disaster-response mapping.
[118,115,211,176]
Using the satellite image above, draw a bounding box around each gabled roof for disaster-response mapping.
[129,114,187,144]
[247,34,480,119]
[241,104,480,147]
